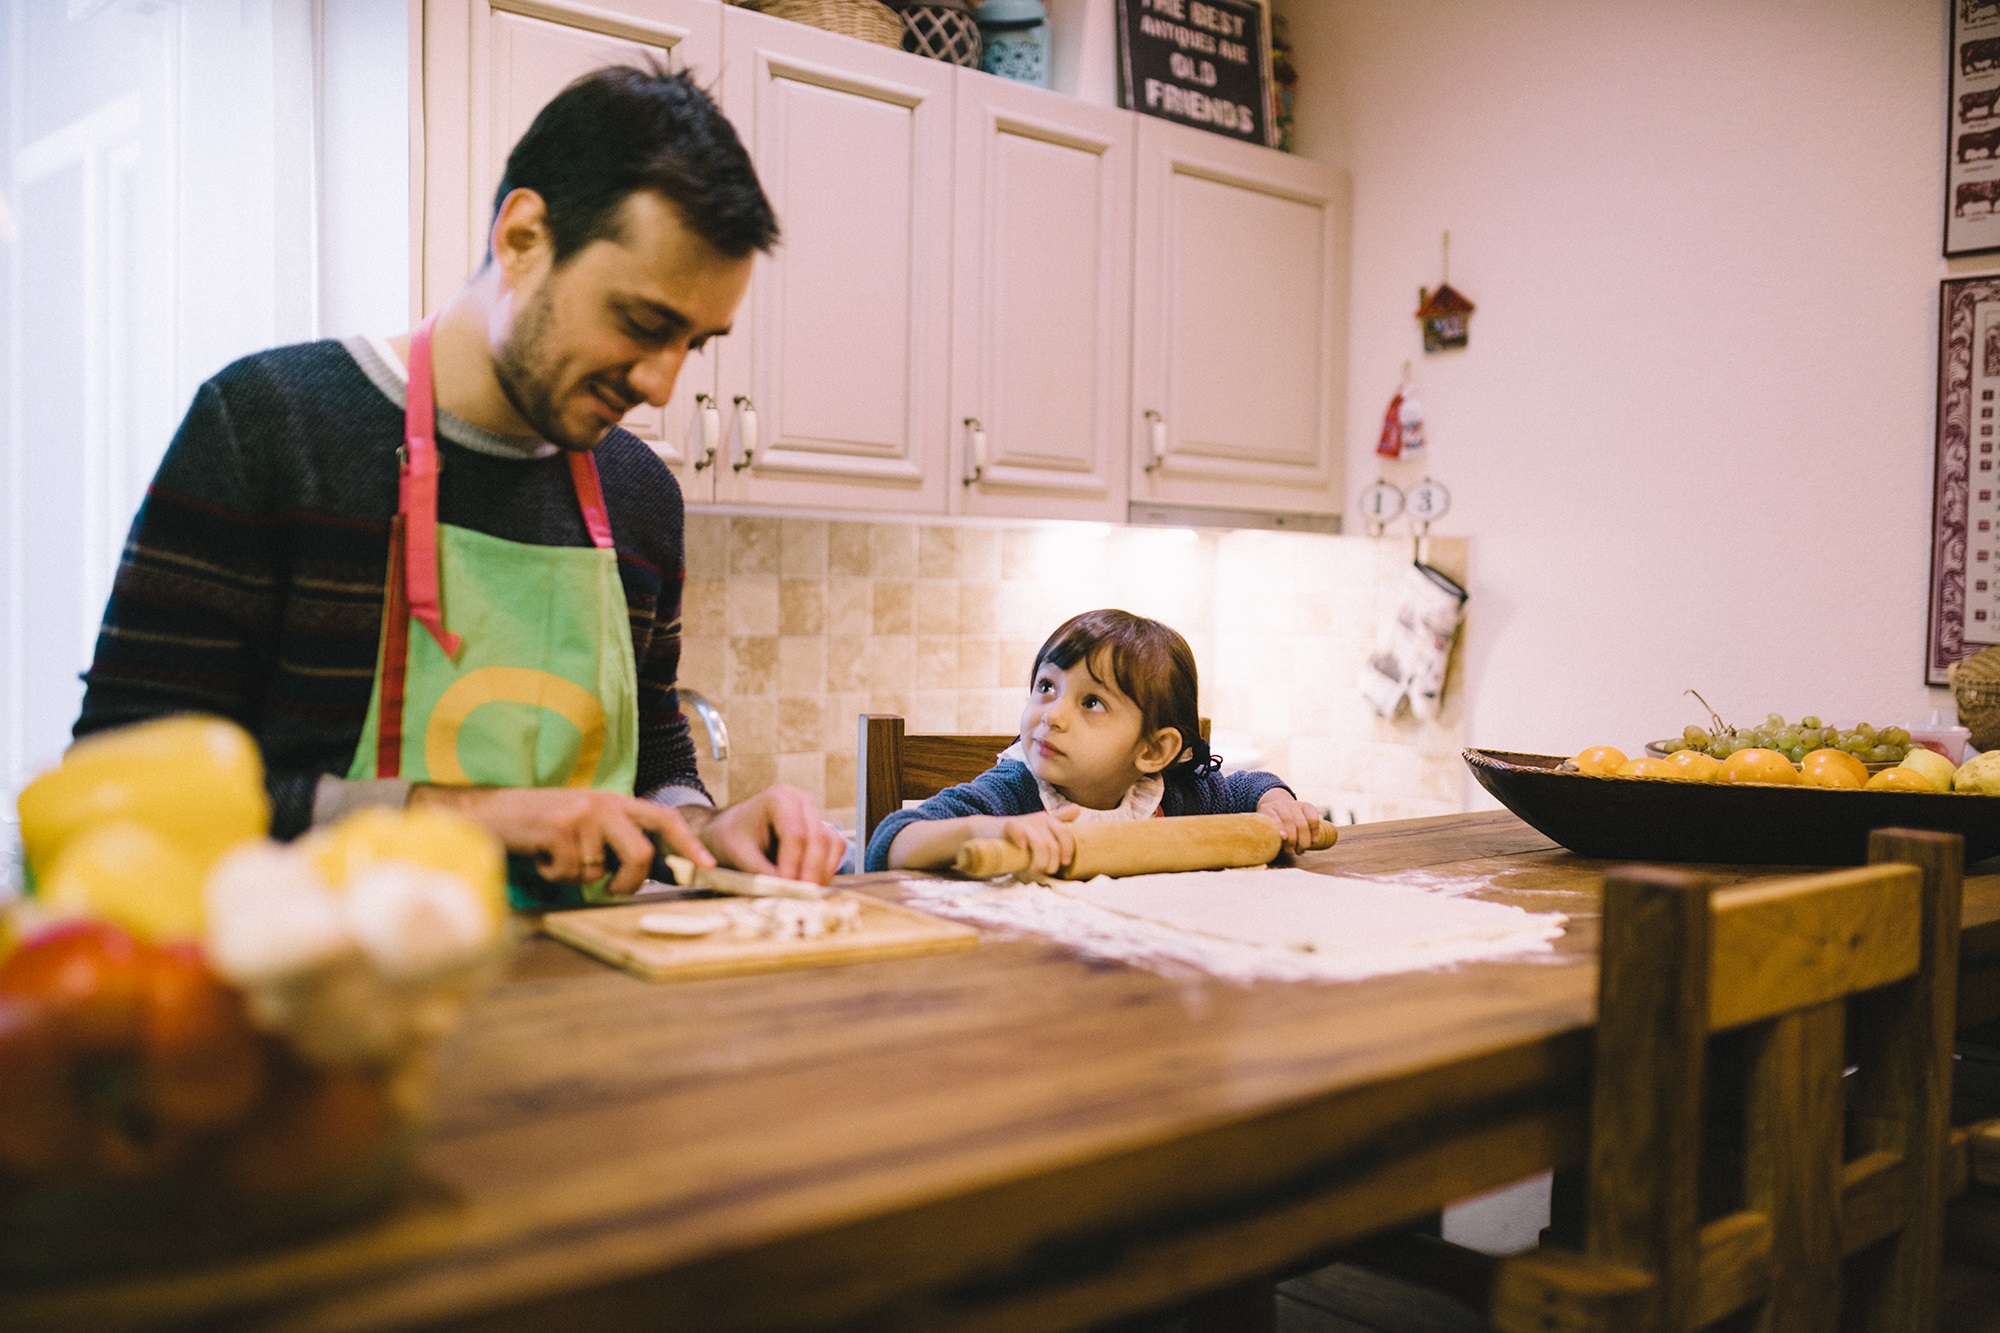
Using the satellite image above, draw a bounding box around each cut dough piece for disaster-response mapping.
[638,910,732,938]
[727,897,863,939]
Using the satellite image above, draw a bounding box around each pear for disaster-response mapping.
[1954,749,2000,795]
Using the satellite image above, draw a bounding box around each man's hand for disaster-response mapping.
[997,807,1081,876]
[1257,788,1324,855]
[688,785,846,885]
[408,786,714,896]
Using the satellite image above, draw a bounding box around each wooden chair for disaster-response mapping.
[1346,827,1965,1333]
[855,714,1210,848]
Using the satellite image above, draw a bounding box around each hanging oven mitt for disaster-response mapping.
[1359,562,1468,720]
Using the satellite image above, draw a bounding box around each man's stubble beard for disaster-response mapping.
[492,279,602,453]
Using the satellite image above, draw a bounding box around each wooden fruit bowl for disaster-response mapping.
[1464,748,2000,866]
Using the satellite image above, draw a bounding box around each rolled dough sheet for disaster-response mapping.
[1063,867,1563,965]
[901,866,1566,983]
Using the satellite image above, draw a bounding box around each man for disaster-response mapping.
[75,66,845,902]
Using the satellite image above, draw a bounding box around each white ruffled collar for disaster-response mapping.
[998,741,1164,823]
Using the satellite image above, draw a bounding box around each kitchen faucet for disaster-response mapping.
[677,688,730,760]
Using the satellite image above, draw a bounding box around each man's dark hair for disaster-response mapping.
[494,64,778,264]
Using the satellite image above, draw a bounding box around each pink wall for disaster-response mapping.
[1283,0,1960,781]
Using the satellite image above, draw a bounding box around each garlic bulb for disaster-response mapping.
[203,841,351,983]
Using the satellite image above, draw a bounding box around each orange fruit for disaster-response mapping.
[1866,767,1934,792]
[1615,757,1681,779]
[1721,748,1800,785]
[1573,746,1626,776]
[1799,748,1867,790]
[1667,749,1723,781]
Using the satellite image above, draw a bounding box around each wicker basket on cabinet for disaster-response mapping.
[738,0,906,49]
[895,0,982,66]
[1952,647,2000,750]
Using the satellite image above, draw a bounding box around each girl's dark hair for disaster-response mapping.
[1033,609,1218,777]
[494,65,779,265]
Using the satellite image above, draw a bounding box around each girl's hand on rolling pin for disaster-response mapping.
[1257,788,1324,854]
[998,807,1081,875]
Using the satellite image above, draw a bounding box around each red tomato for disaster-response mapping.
[0,998,83,1177]
[139,944,268,1131]
[224,1068,394,1203]
[0,927,271,1182]
[0,920,146,1051]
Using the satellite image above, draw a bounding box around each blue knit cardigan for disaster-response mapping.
[863,760,1290,871]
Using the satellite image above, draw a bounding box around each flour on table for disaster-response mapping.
[899,866,1566,984]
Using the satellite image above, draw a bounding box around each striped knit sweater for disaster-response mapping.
[75,337,705,838]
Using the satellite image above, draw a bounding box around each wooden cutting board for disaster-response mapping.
[541,891,978,982]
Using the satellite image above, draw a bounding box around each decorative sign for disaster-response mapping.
[1357,481,1405,534]
[1407,477,1452,526]
[1949,0,2000,256]
[1115,0,1270,146]
[1928,276,2000,682]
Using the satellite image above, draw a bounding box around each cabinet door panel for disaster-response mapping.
[953,73,1130,521]
[1131,118,1349,515]
[422,0,721,488]
[715,7,951,511]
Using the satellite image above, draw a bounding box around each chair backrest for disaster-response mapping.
[856,714,1210,845]
[1580,828,1963,1332]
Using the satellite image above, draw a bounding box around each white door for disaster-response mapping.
[3,0,354,801]
[1130,118,1350,516]
[421,0,723,488]
[712,5,952,513]
[950,71,1131,523]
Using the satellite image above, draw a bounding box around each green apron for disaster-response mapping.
[346,315,639,909]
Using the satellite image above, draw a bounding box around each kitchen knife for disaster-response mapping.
[655,852,826,901]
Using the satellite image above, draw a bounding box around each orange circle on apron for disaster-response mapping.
[423,667,607,788]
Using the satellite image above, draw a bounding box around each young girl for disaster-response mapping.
[864,609,1323,873]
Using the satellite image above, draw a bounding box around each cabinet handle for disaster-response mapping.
[1144,410,1167,472]
[732,395,758,472]
[693,394,719,471]
[962,417,986,485]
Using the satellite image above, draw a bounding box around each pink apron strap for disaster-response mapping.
[402,317,463,659]
[567,451,616,550]
[375,517,413,779]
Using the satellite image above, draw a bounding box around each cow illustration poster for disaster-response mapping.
[1950,0,2000,255]
[1927,277,2000,682]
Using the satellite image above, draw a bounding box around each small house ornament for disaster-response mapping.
[1415,231,1474,352]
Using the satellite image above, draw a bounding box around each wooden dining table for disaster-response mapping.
[11,809,2000,1333]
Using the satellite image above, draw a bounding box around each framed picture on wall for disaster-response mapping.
[1928,277,2000,683]
[1948,0,2000,256]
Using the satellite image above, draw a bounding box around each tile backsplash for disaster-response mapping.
[678,513,1470,832]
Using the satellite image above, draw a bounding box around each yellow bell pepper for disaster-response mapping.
[39,822,207,944]
[297,807,507,924]
[16,715,269,883]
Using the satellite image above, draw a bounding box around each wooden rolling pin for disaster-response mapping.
[953,813,1339,880]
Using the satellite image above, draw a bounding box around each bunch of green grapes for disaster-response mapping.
[1677,715,1910,766]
